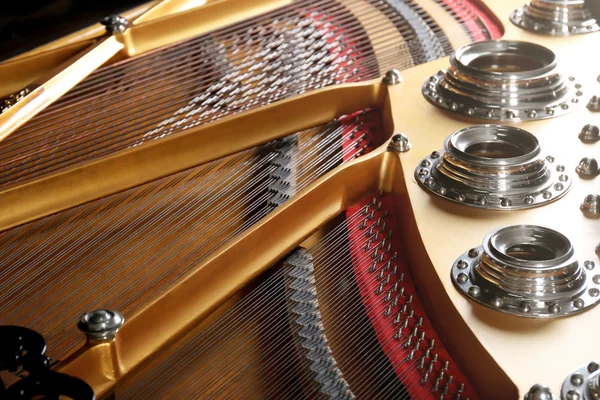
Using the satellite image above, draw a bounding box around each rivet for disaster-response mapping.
[570,373,584,386]
[546,155,555,163]
[554,183,564,191]
[456,193,466,202]
[466,108,474,116]
[524,196,534,205]
[383,69,403,85]
[390,134,411,152]
[500,198,512,207]
[468,248,479,258]
[468,286,480,297]
[491,296,503,308]
[457,260,468,269]
[457,273,468,284]
[425,177,435,186]
[439,186,447,195]
[556,165,565,172]
[451,102,459,111]
[573,298,584,308]
[548,303,560,314]
[528,110,537,118]
[593,275,600,284]
[584,261,595,270]
[566,390,580,400]
[519,302,531,313]
[588,362,599,373]
[421,160,431,167]
[477,196,488,206]
[543,191,552,199]
[431,151,440,159]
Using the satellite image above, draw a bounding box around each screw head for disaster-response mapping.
[588,362,599,373]
[468,248,479,258]
[383,69,403,85]
[519,301,531,313]
[491,296,504,308]
[576,157,599,178]
[390,134,411,152]
[525,384,553,400]
[101,15,129,35]
[468,285,481,297]
[457,273,468,283]
[78,309,124,341]
[570,373,584,386]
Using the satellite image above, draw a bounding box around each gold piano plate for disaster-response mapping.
[1,0,599,399]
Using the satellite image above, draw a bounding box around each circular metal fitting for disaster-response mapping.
[415,125,570,210]
[78,309,124,341]
[561,361,600,400]
[101,15,129,35]
[525,384,555,400]
[451,225,600,318]
[510,0,599,36]
[588,96,600,112]
[576,158,599,179]
[422,40,581,122]
[579,125,600,143]
[581,194,600,217]
[388,133,411,152]
[382,69,403,85]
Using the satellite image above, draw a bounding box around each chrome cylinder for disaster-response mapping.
[451,225,600,318]
[422,40,581,121]
[415,125,570,210]
[511,0,600,36]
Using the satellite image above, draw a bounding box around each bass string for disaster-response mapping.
[0,114,372,359]
[117,204,370,398]
[124,198,464,400]
[0,0,474,185]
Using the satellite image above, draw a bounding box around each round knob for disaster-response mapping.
[78,309,124,341]
[579,124,600,143]
[576,157,599,178]
[383,69,402,85]
[388,134,411,152]
[581,194,600,217]
[525,384,554,400]
[101,15,129,35]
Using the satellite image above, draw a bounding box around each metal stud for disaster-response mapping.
[388,134,411,152]
[524,384,554,400]
[581,194,600,217]
[588,95,600,112]
[576,157,599,178]
[383,69,403,85]
[101,15,129,35]
[579,124,600,143]
[77,309,124,341]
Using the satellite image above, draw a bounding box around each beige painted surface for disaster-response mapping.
[394,0,600,396]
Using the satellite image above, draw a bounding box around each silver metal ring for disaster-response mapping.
[422,40,582,122]
[451,225,600,318]
[561,361,600,400]
[510,0,600,36]
[415,125,570,210]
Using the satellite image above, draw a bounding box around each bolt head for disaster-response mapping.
[468,248,479,258]
[525,384,553,400]
[468,285,481,297]
[101,15,129,34]
[570,373,584,386]
[78,309,124,341]
[383,69,403,85]
[390,134,411,152]
[576,157,599,178]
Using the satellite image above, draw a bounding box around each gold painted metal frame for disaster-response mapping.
[0,0,292,142]
[3,0,600,398]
